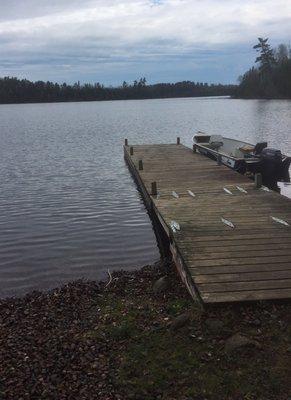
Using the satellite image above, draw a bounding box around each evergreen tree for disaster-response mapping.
[236,38,291,99]
[253,37,276,74]
[0,76,236,104]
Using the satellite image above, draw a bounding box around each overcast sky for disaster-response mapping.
[0,0,290,85]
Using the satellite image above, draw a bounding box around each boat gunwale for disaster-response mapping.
[193,134,290,160]
[193,133,255,148]
[194,143,254,162]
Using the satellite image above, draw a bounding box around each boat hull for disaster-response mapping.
[196,145,248,173]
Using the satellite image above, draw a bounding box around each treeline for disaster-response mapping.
[236,38,291,99]
[0,77,236,104]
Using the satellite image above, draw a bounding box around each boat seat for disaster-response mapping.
[209,135,223,150]
[239,145,255,153]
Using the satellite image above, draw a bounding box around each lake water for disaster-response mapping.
[0,97,291,297]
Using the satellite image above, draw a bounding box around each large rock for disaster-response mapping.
[224,333,261,354]
[170,313,191,331]
[153,276,168,295]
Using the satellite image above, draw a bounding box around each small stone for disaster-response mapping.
[205,318,224,334]
[152,321,163,331]
[248,318,261,327]
[224,333,261,354]
[170,313,191,331]
[152,276,168,294]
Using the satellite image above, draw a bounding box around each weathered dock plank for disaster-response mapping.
[124,142,291,304]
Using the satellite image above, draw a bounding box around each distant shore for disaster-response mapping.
[0,259,290,399]
[0,76,236,105]
[0,94,232,106]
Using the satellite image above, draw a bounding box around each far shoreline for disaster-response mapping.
[0,94,232,106]
[1,95,291,107]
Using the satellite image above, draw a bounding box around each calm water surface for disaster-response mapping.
[0,97,291,297]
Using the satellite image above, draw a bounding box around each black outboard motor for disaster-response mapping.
[260,148,285,189]
[261,148,282,161]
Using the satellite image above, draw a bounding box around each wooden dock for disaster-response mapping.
[124,141,291,304]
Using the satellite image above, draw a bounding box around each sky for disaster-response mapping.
[0,0,290,85]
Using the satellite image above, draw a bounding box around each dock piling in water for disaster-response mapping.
[254,173,262,188]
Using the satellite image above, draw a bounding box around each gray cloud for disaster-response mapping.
[0,0,290,84]
[0,0,96,21]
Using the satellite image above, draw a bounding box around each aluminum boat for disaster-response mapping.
[193,131,291,189]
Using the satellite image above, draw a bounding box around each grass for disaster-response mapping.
[1,261,290,399]
[81,270,291,399]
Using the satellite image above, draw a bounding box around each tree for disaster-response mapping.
[275,44,289,64]
[138,77,147,87]
[0,76,235,104]
[236,39,291,99]
[253,37,276,74]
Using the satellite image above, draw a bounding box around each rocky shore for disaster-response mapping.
[0,259,290,400]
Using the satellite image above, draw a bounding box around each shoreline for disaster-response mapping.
[1,259,290,399]
[0,94,231,106]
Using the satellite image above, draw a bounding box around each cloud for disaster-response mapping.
[0,0,290,84]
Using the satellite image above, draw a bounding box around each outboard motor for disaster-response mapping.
[260,148,285,188]
[261,148,282,161]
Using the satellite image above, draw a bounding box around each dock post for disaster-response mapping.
[177,137,180,145]
[254,173,262,188]
[138,160,143,171]
[193,144,197,153]
[151,182,157,196]
[217,154,222,165]
[130,146,134,155]
[124,138,128,146]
